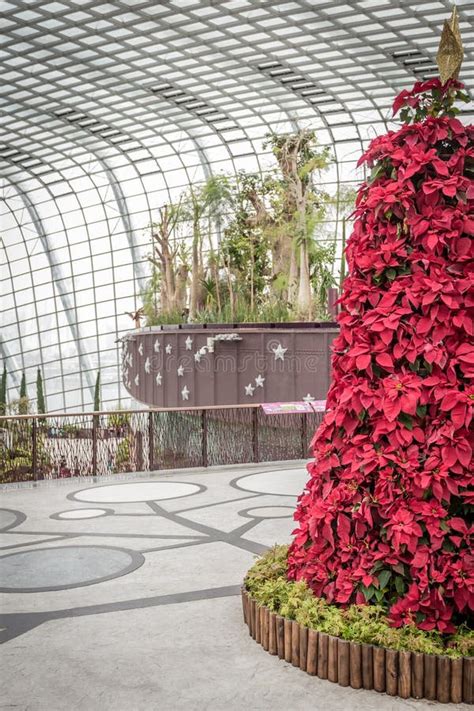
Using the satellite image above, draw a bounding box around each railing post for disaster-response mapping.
[201,409,208,467]
[92,415,98,476]
[301,413,307,459]
[252,407,259,463]
[148,411,154,471]
[32,418,37,481]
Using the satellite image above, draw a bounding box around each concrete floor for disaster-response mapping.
[0,462,462,711]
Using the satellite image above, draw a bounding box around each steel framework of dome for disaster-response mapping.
[1,0,473,411]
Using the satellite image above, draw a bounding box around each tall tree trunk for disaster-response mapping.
[295,191,312,319]
[189,209,201,321]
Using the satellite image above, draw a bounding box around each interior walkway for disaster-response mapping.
[0,462,463,710]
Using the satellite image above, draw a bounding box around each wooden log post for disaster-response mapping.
[349,642,362,689]
[411,652,424,699]
[291,621,300,667]
[436,656,451,703]
[248,597,255,637]
[337,639,350,687]
[424,654,437,701]
[373,646,385,693]
[255,603,261,643]
[261,607,269,651]
[284,619,292,663]
[327,636,338,683]
[385,649,398,696]
[299,625,308,672]
[268,612,277,656]
[306,630,318,676]
[450,658,463,704]
[276,615,285,659]
[241,590,247,624]
[317,633,329,679]
[362,644,374,690]
[398,650,411,699]
[463,657,473,704]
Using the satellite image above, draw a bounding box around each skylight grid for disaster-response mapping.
[1,0,472,411]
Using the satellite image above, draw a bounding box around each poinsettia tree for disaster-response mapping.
[288,79,473,633]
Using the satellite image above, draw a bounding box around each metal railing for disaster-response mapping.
[0,405,322,483]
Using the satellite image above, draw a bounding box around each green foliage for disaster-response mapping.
[0,364,6,416]
[141,130,345,326]
[36,368,46,414]
[18,373,28,415]
[93,371,101,412]
[115,438,131,472]
[245,546,473,659]
[107,410,131,427]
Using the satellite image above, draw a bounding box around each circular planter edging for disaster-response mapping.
[241,588,473,704]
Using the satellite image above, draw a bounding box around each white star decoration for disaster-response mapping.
[185,336,193,350]
[272,343,287,361]
[123,368,128,382]
[245,383,255,396]
[156,372,162,386]
[165,343,172,354]
[177,365,184,377]
[128,353,133,367]
[303,393,315,402]
[194,351,201,363]
[181,385,190,401]
[144,357,151,374]
[134,374,139,386]
[154,339,160,353]
[138,342,143,356]
[255,374,265,387]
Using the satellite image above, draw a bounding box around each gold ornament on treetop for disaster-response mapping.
[436,5,463,85]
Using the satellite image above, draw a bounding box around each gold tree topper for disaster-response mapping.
[436,5,463,85]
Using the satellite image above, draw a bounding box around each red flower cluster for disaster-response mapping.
[288,81,474,633]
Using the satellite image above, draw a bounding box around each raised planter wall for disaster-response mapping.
[122,322,338,408]
[241,589,473,704]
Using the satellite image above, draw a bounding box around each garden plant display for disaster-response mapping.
[287,78,473,634]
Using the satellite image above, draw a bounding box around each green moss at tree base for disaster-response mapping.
[244,545,473,659]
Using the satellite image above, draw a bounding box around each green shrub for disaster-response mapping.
[244,546,473,659]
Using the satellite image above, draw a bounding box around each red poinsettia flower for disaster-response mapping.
[288,79,473,634]
[381,374,422,421]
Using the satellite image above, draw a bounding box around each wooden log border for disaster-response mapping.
[241,588,473,704]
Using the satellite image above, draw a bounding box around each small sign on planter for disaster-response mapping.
[310,400,327,412]
[261,402,314,415]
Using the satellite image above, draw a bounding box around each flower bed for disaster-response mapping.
[242,547,473,703]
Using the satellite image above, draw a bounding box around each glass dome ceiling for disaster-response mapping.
[1,0,473,412]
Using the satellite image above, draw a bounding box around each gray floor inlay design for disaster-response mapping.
[0,464,307,644]
[51,508,114,521]
[0,509,27,532]
[2,464,465,711]
[69,481,206,504]
[0,545,145,593]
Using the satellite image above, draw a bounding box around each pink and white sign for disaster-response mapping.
[261,401,314,415]
[310,400,327,412]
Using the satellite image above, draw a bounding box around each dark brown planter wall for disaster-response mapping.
[241,589,473,704]
[122,323,338,408]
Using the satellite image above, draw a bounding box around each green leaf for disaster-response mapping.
[374,588,385,603]
[360,584,376,602]
[416,404,427,418]
[378,569,391,590]
[386,268,397,281]
[398,412,413,430]
[395,576,405,595]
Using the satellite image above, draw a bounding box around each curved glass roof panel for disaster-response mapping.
[1,0,473,411]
